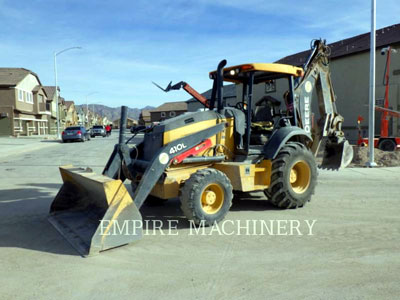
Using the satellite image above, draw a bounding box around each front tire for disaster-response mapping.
[180,168,233,226]
[268,142,317,208]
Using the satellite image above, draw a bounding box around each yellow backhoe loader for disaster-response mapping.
[49,40,353,256]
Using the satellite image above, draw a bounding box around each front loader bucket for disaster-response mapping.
[318,140,354,170]
[48,166,142,257]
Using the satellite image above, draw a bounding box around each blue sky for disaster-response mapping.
[0,0,399,108]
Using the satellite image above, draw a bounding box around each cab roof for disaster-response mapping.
[209,63,304,84]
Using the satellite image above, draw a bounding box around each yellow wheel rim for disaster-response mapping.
[201,183,224,214]
[289,160,311,194]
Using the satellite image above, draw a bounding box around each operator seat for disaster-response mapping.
[253,96,281,122]
[250,96,281,145]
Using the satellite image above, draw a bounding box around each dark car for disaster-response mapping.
[91,125,106,137]
[62,126,90,143]
[130,125,147,134]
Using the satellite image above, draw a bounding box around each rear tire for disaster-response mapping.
[378,139,396,152]
[180,168,233,226]
[268,142,317,208]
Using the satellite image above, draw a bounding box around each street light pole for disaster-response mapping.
[366,0,377,167]
[54,46,82,139]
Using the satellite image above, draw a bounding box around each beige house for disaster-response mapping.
[139,109,152,126]
[113,117,137,129]
[42,86,59,135]
[57,97,68,130]
[75,106,86,125]
[0,68,50,136]
[65,101,78,127]
[102,116,111,126]
[150,101,187,123]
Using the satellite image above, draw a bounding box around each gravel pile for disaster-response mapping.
[350,146,400,167]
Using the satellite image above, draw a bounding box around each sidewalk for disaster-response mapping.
[0,136,61,161]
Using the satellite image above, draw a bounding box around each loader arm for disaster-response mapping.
[129,122,226,209]
[294,40,353,169]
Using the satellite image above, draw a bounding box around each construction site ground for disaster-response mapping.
[0,136,399,300]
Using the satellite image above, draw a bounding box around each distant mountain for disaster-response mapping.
[75,104,155,121]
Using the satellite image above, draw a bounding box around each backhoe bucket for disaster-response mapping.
[48,166,142,257]
[318,140,354,170]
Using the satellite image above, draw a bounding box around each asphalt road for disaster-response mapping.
[0,135,399,300]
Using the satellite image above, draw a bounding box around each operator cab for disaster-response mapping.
[209,62,304,154]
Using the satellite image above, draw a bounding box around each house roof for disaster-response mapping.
[32,85,48,97]
[278,23,400,66]
[0,68,42,87]
[43,86,60,99]
[141,109,151,117]
[186,84,236,103]
[152,101,187,112]
[113,117,137,122]
[65,101,74,110]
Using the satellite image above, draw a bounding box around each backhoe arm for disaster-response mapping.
[294,40,353,169]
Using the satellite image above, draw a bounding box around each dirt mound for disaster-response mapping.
[350,146,400,167]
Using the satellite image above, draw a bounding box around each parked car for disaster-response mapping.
[91,125,106,138]
[62,126,90,143]
[130,125,147,134]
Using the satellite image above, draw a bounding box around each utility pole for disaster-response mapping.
[54,46,82,138]
[366,0,377,167]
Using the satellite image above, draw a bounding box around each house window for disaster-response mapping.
[27,92,33,104]
[169,111,176,117]
[265,80,276,93]
[161,112,166,118]
[376,98,384,106]
[46,102,50,111]
[18,89,23,101]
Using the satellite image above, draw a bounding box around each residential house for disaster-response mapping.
[0,68,50,136]
[150,101,187,123]
[102,116,111,126]
[58,97,68,130]
[75,106,86,126]
[139,109,152,126]
[186,84,237,112]
[112,117,137,129]
[85,109,95,127]
[269,23,400,143]
[95,114,103,125]
[65,101,78,127]
[42,86,59,135]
